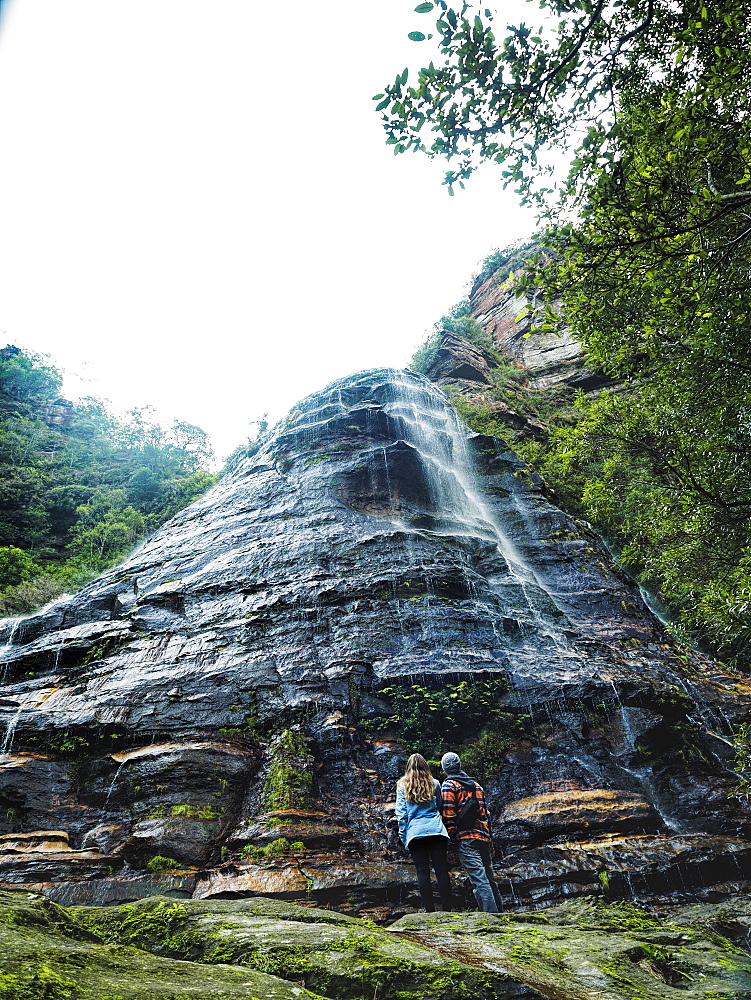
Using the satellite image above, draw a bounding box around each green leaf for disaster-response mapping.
[408,31,427,41]
[414,2,434,11]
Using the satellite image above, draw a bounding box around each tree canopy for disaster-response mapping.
[378,1,750,201]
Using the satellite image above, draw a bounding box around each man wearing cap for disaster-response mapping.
[440,751,503,912]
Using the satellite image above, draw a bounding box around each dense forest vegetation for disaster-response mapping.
[0,346,217,616]
[390,1,751,675]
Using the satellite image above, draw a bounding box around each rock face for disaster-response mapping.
[0,368,749,914]
[420,330,501,387]
[468,262,616,392]
[421,330,549,442]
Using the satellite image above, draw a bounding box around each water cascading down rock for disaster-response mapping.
[0,368,750,910]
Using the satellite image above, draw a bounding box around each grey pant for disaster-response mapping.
[458,839,502,912]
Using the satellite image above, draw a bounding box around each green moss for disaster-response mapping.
[7,892,751,1000]
[303,452,332,467]
[169,803,221,819]
[81,899,514,999]
[0,894,325,999]
[264,815,293,827]
[599,961,641,993]
[144,802,221,821]
[576,900,666,932]
[85,900,188,952]
[239,838,305,860]
[241,947,318,985]
[0,967,78,999]
[262,728,314,812]
[240,929,506,1000]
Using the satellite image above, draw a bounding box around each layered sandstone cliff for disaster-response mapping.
[0,369,749,917]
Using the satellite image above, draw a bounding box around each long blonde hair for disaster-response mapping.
[399,753,436,803]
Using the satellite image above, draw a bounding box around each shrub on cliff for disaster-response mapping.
[146,855,181,873]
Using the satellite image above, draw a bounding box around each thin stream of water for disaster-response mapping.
[0,704,23,760]
[101,760,127,816]
[0,617,22,683]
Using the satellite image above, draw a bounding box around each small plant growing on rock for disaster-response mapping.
[170,803,221,819]
[84,900,193,956]
[239,837,305,860]
[265,837,292,857]
[146,855,181,872]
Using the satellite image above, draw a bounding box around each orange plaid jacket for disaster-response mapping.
[440,777,492,842]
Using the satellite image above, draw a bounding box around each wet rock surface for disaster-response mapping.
[499,788,662,844]
[393,899,751,999]
[2,888,751,999]
[0,889,323,999]
[0,368,748,919]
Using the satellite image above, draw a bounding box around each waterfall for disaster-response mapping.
[315,369,581,676]
[382,373,558,601]
[0,618,22,683]
[0,366,746,911]
[0,704,23,760]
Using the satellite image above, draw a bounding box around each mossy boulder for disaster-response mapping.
[392,899,751,999]
[2,888,751,1000]
[0,890,324,999]
[74,895,528,999]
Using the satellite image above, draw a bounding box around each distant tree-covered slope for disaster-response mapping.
[0,346,217,615]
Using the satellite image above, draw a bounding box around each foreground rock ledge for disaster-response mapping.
[1,889,750,1000]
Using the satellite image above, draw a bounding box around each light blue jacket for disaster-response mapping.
[395,778,449,847]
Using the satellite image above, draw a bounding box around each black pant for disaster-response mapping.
[408,835,453,912]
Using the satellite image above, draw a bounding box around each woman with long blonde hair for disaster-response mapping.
[395,753,453,911]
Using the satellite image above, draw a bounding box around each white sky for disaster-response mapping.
[0,0,539,461]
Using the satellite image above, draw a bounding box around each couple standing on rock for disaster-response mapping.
[395,751,503,913]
